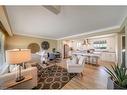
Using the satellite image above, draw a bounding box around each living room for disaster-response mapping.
[0,5,127,90]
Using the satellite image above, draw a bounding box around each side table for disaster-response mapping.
[2,75,32,89]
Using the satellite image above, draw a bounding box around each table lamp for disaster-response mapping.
[6,49,31,82]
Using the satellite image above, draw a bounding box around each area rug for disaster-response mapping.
[33,64,77,89]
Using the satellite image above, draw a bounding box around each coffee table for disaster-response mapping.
[39,63,55,69]
[38,62,56,76]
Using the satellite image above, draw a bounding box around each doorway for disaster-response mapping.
[121,35,126,67]
[63,44,69,59]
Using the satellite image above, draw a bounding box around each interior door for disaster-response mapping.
[64,44,69,59]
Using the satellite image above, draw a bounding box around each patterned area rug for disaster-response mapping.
[33,64,77,89]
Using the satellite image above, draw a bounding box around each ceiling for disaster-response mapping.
[5,6,127,40]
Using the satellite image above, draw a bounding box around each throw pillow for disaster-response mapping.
[71,55,79,64]
[78,56,85,65]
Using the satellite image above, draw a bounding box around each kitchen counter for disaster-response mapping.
[94,51,116,53]
[95,51,116,62]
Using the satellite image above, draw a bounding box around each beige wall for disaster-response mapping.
[124,18,127,68]
[6,35,57,52]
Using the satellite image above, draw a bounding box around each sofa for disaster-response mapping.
[0,66,38,89]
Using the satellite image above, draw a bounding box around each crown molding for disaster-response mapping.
[87,33,117,39]
[57,25,120,40]
[120,16,127,30]
[14,33,57,40]
[13,25,120,41]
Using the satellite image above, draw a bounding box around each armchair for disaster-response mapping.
[67,56,85,74]
[48,53,56,60]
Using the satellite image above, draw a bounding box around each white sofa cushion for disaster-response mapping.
[71,55,79,64]
[78,56,85,65]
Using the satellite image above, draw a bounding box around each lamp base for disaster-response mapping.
[16,76,25,82]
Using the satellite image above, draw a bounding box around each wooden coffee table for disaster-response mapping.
[38,62,55,69]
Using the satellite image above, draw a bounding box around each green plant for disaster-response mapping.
[52,48,56,53]
[69,56,73,60]
[105,64,127,88]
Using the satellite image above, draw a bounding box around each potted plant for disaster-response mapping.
[52,48,56,53]
[105,64,127,89]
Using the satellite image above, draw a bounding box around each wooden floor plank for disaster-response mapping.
[56,59,114,89]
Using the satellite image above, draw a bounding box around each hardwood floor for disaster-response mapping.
[56,59,114,89]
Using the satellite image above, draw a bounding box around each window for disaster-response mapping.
[76,42,82,50]
[77,42,81,48]
[0,31,5,67]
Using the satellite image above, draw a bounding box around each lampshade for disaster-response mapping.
[6,49,31,64]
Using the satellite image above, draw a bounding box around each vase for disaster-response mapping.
[113,82,125,89]
[107,77,126,89]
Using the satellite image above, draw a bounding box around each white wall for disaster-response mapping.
[63,34,117,52]
[58,33,118,62]
[89,35,116,52]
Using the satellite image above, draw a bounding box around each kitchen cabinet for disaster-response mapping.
[100,52,116,62]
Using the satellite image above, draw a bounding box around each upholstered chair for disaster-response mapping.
[67,55,85,76]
